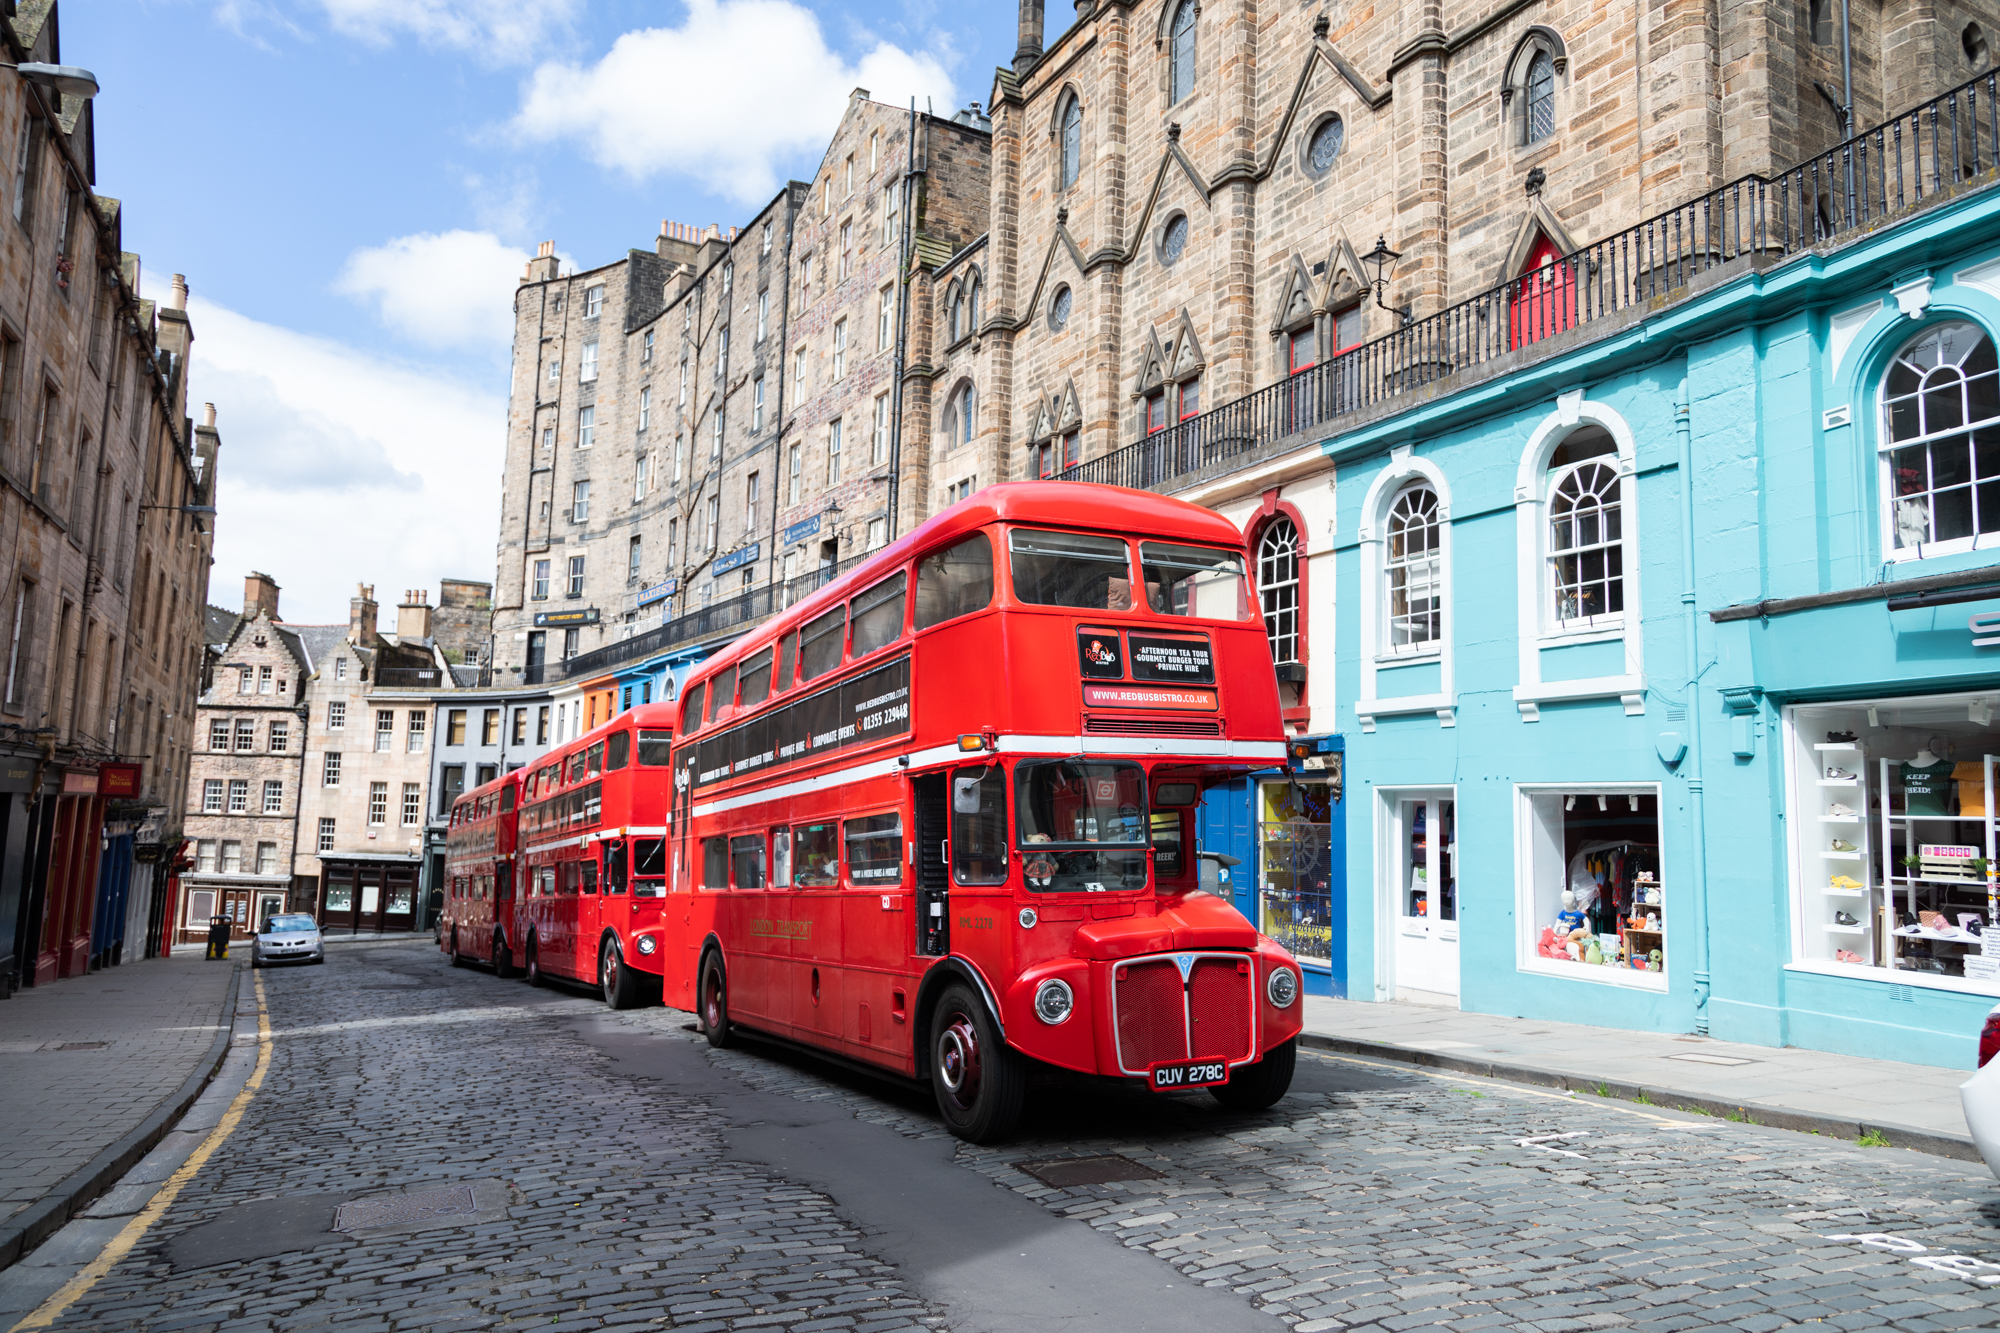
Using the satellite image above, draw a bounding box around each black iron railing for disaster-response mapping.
[559,554,871,679]
[1062,70,2000,491]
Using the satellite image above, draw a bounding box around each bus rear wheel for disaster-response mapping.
[929,983,1024,1144]
[1210,1038,1297,1112]
[525,938,545,988]
[492,935,512,979]
[698,953,734,1048]
[602,939,646,1010]
[449,930,466,966]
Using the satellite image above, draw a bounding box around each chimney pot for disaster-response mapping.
[202,402,217,429]
[537,240,555,258]
[167,274,188,312]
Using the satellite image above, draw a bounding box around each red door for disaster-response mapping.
[1511,235,1576,349]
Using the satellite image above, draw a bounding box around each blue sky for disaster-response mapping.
[64,0,1013,626]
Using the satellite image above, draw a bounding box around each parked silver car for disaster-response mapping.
[253,913,325,968]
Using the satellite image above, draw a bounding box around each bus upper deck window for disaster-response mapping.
[605,730,630,770]
[501,786,516,812]
[586,741,605,776]
[915,531,994,629]
[569,751,588,782]
[637,728,674,766]
[1009,529,1135,610]
[710,666,736,722]
[800,607,847,681]
[1139,542,1251,620]
[682,681,706,733]
[739,647,774,707]
[776,634,798,692]
[851,572,908,658]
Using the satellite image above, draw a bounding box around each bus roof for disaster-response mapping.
[683,481,1244,689]
[527,700,677,783]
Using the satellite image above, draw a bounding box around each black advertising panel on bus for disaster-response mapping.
[1127,632,1215,684]
[1076,628,1124,679]
[681,654,911,791]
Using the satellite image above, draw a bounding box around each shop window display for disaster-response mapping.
[1519,787,1664,987]
[1260,778,1334,964]
[1786,692,2000,986]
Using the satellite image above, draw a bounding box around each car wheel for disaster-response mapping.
[1209,1038,1297,1112]
[929,982,1024,1143]
[698,952,733,1048]
[601,940,646,1010]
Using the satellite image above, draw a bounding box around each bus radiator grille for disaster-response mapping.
[1115,960,1189,1072]
[1186,959,1254,1062]
[1082,717,1223,738]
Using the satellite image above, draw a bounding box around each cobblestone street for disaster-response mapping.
[17,939,2000,1333]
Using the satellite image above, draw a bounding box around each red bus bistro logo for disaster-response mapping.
[1085,638,1116,666]
[1082,683,1219,712]
[684,656,913,789]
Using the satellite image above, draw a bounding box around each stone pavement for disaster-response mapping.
[0,950,238,1267]
[1300,995,1980,1157]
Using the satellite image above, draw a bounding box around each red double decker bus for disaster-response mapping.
[667,482,1304,1141]
[441,770,521,973]
[516,703,676,1007]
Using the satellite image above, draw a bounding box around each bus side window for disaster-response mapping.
[739,648,774,708]
[701,836,729,890]
[771,827,792,886]
[580,859,598,895]
[603,841,627,893]
[682,681,707,733]
[605,731,630,770]
[710,666,736,722]
[501,786,517,812]
[799,608,847,681]
[845,813,904,886]
[851,572,908,658]
[915,531,995,629]
[776,634,798,693]
[559,862,578,896]
[793,823,838,886]
[730,834,767,889]
[586,742,605,777]
[951,765,1009,885]
[497,865,513,900]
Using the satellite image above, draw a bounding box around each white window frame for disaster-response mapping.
[1357,457,1456,731]
[263,780,283,814]
[1878,319,2000,561]
[753,377,765,434]
[827,418,843,482]
[578,405,596,449]
[788,444,802,504]
[833,318,847,380]
[1512,782,1668,992]
[872,393,890,466]
[1511,395,1645,721]
[879,284,894,349]
[572,480,590,523]
[580,341,599,382]
[584,285,604,318]
[639,386,651,432]
[757,290,769,341]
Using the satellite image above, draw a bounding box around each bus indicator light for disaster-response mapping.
[956,733,990,751]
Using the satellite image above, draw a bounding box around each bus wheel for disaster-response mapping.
[449,930,466,966]
[492,935,512,979]
[929,983,1024,1143]
[698,952,733,1049]
[602,940,645,1010]
[1209,1038,1297,1112]
[525,938,545,988]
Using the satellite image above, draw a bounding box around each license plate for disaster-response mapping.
[1148,1059,1229,1091]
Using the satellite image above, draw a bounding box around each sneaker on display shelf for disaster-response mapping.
[1834,910,1860,925]
[1835,948,1864,963]
[1828,803,1857,817]
[1829,874,1863,890]
[1825,767,1858,781]
[1830,838,1858,852]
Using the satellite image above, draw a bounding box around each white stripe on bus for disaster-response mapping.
[689,736,1286,819]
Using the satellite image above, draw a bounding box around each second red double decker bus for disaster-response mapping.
[668,482,1305,1141]
[441,770,521,973]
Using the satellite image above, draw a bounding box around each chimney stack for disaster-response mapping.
[167,274,188,311]
[1016,0,1044,75]
[396,589,435,644]
[524,241,561,285]
[243,571,281,622]
[349,583,379,647]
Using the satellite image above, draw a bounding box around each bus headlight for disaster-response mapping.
[1266,967,1299,1008]
[635,935,657,956]
[1033,978,1074,1024]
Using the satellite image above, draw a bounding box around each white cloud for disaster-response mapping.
[187,298,504,627]
[513,0,957,206]
[334,229,531,352]
[317,0,582,64]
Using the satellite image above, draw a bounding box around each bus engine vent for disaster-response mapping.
[1082,717,1223,738]
[1187,958,1255,1062]
[1114,960,1187,1072]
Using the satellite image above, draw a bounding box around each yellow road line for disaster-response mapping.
[9,972,272,1333]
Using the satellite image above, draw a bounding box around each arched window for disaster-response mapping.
[1059,95,1082,190]
[1548,456,1622,626]
[1169,0,1197,105]
[1385,485,1442,652]
[967,276,982,330]
[1524,50,1555,144]
[1883,320,2000,554]
[1256,516,1300,665]
[949,286,965,342]
[943,382,976,447]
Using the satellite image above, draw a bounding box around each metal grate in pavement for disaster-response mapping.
[332,1184,479,1232]
[1016,1154,1164,1188]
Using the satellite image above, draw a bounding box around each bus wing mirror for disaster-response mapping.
[953,776,984,814]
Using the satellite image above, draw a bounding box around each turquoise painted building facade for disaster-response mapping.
[1318,173,2000,1069]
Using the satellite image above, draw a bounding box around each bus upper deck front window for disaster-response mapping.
[637,728,674,765]
[1139,542,1251,620]
[1014,759,1150,893]
[915,532,994,628]
[1008,529,1135,610]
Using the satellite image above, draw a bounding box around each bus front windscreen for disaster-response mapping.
[1015,759,1150,893]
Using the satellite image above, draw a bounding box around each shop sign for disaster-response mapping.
[99,763,143,798]
[533,608,599,627]
[1974,611,2000,647]
[782,513,823,546]
[637,579,678,608]
[0,756,34,794]
[62,768,98,795]
[712,543,760,577]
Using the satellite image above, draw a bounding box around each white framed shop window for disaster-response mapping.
[1782,691,2000,997]
[1514,782,1668,991]
[1878,319,2000,561]
[1356,452,1456,731]
[1511,393,1646,720]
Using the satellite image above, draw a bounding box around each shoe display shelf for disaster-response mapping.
[1816,743,1876,965]
[1878,753,1999,979]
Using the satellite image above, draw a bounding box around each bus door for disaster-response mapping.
[575,852,602,979]
[913,774,950,956]
[598,838,629,975]
[947,763,1009,941]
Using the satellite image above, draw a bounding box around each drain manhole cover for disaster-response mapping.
[333,1184,478,1232]
[1017,1154,1164,1188]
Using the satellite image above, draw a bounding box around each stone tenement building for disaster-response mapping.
[0,0,222,992]
[488,92,990,691]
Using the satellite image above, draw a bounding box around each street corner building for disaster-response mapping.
[0,1,222,994]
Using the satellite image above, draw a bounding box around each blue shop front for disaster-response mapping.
[1318,169,2000,1067]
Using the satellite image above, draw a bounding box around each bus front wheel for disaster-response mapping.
[698,953,734,1048]
[1210,1038,1296,1112]
[602,939,646,1011]
[449,930,465,966]
[929,983,1024,1144]
[525,938,545,988]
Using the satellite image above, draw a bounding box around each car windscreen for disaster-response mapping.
[1008,529,1135,610]
[265,916,317,934]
